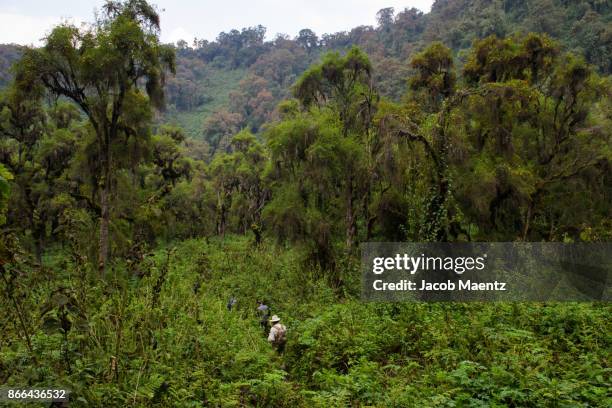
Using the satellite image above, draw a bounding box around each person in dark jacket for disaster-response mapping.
[227,295,237,311]
[256,300,270,333]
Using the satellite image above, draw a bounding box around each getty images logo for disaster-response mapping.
[372,253,487,275]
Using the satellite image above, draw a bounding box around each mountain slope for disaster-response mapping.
[163,0,611,143]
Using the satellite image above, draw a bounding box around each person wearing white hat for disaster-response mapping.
[267,315,287,352]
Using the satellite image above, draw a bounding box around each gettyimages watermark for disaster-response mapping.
[361,243,611,302]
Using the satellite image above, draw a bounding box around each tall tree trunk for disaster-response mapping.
[34,233,43,264]
[346,176,356,250]
[98,182,110,274]
[98,146,111,275]
[216,191,227,237]
[522,202,533,241]
[428,104,452,241]
[363,180,375,241]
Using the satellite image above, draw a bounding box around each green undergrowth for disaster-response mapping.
[1,236,610,407]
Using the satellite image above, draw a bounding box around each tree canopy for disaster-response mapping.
[12,0,175,272]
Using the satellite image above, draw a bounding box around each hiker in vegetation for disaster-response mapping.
[257,300,270,333]
[227,295,237,311]
[251,223,262,246]
[267,315,287,353]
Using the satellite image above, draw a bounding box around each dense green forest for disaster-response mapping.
[0,0,610,406]
[1,0,611,141]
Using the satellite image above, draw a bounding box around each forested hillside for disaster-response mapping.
[165,0,612,144]
[0,0,610,406]
[0,44,22,88]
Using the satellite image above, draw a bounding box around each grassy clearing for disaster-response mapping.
[162,67,247,140]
